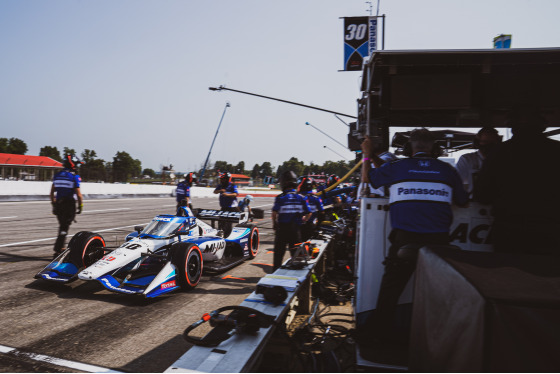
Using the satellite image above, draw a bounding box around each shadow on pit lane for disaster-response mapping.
[0,251,54,263]
[118,334,191,373]
[24,279,167,307]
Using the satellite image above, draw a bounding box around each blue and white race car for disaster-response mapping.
[34,207,259,298]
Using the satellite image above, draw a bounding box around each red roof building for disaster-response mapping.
[0,153,63,181]
[231,173,251,186]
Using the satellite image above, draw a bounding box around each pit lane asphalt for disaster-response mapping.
[0,196,277,372]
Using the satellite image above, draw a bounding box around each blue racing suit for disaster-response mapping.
[363,153,468,341]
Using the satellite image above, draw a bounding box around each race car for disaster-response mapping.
[34,207,259,298]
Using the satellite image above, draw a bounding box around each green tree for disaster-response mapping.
[143,168,156,178]
[63,147,77,157]
[112,151,141,182]
[39,146,62,162]
[0,138,8,153]
[259,162,273,177]
[276,157,305,179]
[234,161,245,174]
[80,149,106,181]
[214,161,233,173]
[4,138,28,154]
[251,164,260,179]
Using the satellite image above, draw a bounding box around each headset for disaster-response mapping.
[402,141,443,158]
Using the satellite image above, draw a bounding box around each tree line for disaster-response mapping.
[2,137,357,183]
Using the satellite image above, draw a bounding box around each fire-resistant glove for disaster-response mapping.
[77,203,83,214]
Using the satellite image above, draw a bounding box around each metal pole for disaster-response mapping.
[209,86,356,119]
[200,102,230,181]
[323,145,349,160]
[305,122,348,150]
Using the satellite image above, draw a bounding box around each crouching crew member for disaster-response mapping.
[272,171,312,270]
[238,194,254,221]
[298,177,324,241]
[50,154,83,258]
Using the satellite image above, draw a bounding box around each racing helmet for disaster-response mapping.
[327,174,339,187]
[219,172,232,185]
[184,172,197,185]
[298,177,314,194]
[62,154,83,171]
[280,170,298,190]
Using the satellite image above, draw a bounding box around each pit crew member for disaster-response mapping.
[238,194,254,221]
[176,172,196,211]
[272,171,312,270]
[360,128,468,346]
[213,172,239,236]
[50,154,83,257]
[298,177,324,241]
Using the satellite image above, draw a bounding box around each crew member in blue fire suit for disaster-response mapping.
[50,154,83,258]
[214,172,239,236]
[297,177,324,241]
[176,172,196,212]
[272,171,312,270]
[360,128,468,346]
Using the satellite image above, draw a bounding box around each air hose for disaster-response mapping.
[183,305,276,347]
[316,160,362,196]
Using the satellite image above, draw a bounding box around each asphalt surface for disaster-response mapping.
[0,196,278,373]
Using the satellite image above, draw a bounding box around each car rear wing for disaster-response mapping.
[195,209,249,224]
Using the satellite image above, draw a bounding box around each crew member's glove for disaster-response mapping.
[52,202,57,215]
[77,203,83,214]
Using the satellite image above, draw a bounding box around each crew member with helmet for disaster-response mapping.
[50,154,83,258]
[272,171,312,270]
[213,172,239,236]
[176,172,196,212]
[359,128,468,348]
[319,174,342,207]
[298,177,324,241]
[238,194,254,221]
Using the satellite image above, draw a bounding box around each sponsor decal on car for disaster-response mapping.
[161,280,176,289]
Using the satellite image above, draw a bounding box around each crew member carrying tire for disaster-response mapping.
[50,154,83,258]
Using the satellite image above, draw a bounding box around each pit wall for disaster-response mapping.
[0,181,277,201]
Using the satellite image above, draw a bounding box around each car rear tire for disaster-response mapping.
[172,243,203,290]
[235,224,259,258]
[68,231,106,269]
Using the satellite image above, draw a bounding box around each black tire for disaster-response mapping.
[236,224,260,258]
[172,242,203,290]
[68,231,106,269]
[248,226,259,258]
[252,208,264,219]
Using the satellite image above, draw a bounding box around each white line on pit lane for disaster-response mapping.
[83,208,131,213]
[0,223,149,248]
[0,344,122,373]
[0,216,17,219]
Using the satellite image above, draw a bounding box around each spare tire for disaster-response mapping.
[252,208,265,219]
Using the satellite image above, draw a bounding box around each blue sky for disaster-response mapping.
[1,0,559,173]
